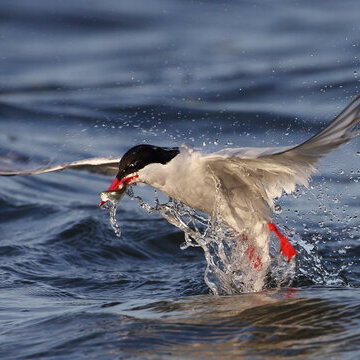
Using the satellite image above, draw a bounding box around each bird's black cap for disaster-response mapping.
[116,144,179,180]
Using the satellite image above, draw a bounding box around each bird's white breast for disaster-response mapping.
[138,148,217,215]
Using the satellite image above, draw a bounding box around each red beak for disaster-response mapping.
[107,177,122,192]
[98,175,139,207]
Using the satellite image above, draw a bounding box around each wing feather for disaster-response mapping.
[206,95,360,206]
[0,157,120,176]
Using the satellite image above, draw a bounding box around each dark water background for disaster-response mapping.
[0,0,359,359]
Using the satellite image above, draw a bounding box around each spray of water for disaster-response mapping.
[102,185,348,294]
[101,201,122,237]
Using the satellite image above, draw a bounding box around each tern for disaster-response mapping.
[1,96,359,265]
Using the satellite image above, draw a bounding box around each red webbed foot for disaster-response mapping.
[267,223,297,261]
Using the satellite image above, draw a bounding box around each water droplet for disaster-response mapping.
[274,204,282,214]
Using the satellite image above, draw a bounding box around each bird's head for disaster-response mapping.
[99,144,179,206]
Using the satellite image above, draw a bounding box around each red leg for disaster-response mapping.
[267,223,297,261]
[245,245,262,269]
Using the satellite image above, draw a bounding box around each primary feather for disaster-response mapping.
[0,157,120,176]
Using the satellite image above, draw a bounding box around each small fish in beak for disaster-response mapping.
[99,188,126,206]
[99,174,139,207]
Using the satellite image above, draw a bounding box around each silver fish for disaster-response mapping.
[99,188,126,204]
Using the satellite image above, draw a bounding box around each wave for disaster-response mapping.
[2,287,360,359]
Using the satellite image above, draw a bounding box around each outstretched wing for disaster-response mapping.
[0,156,120,176]
[206,95,360,207]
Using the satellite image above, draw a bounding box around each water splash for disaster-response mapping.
[291,232,347,287]
[101,200,122,237]
[124,186,295,294]
[103,186,349,294]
